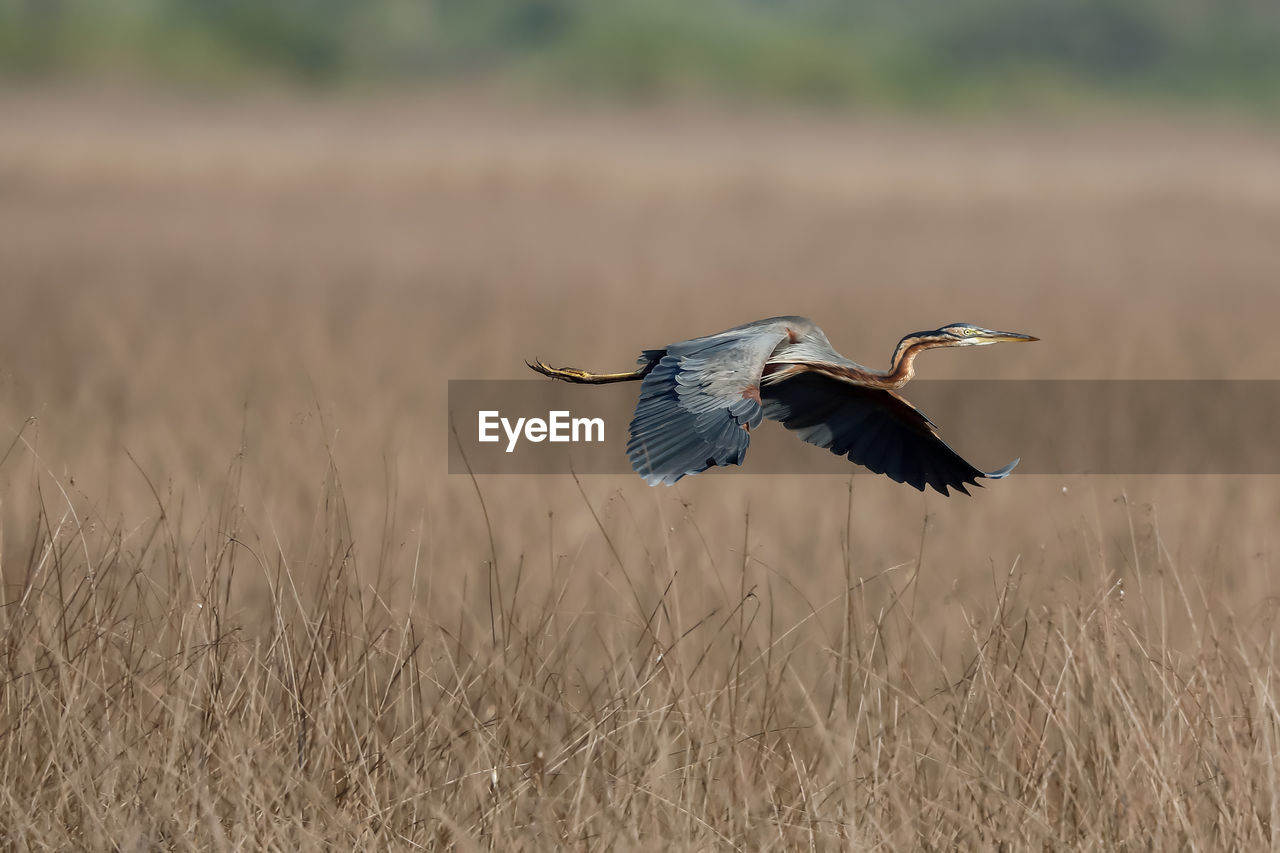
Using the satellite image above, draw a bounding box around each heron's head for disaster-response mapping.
[933,323,1039,346]
[885,322,1038,385]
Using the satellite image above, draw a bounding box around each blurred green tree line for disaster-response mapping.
[3,0,1279,111]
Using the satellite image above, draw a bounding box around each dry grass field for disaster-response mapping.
[2,88,1280,849]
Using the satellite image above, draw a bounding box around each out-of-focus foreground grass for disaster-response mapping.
[2,90,1280,848]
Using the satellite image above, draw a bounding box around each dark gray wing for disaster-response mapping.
[627,326,793,485]
[761,372,1017,496]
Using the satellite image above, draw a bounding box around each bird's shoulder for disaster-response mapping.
[733,316,822,336]
[669,316,821,349]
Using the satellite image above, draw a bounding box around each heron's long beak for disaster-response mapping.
[985,331,1039,343]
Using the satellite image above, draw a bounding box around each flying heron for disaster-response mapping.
[528,316,1038,495]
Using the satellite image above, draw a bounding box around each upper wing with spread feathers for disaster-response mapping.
[627,325,795,485]
[760,371,1017,495]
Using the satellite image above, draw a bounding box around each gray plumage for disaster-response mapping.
[530,315,1037,495]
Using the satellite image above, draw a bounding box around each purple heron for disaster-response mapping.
[529,316,1038,495]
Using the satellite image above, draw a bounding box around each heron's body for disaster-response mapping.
[529,316,1037,495]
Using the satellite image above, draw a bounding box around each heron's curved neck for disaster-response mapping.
[795,335,950,390]
[874,336,946,390]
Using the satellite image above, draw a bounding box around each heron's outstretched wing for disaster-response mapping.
[761,371,1017,496]
[627,326,795,485]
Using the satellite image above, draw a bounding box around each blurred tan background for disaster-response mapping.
[9,8,1280,846]
[3,1,1280,638]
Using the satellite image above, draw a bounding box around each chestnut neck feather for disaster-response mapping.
[812,335,951,390]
